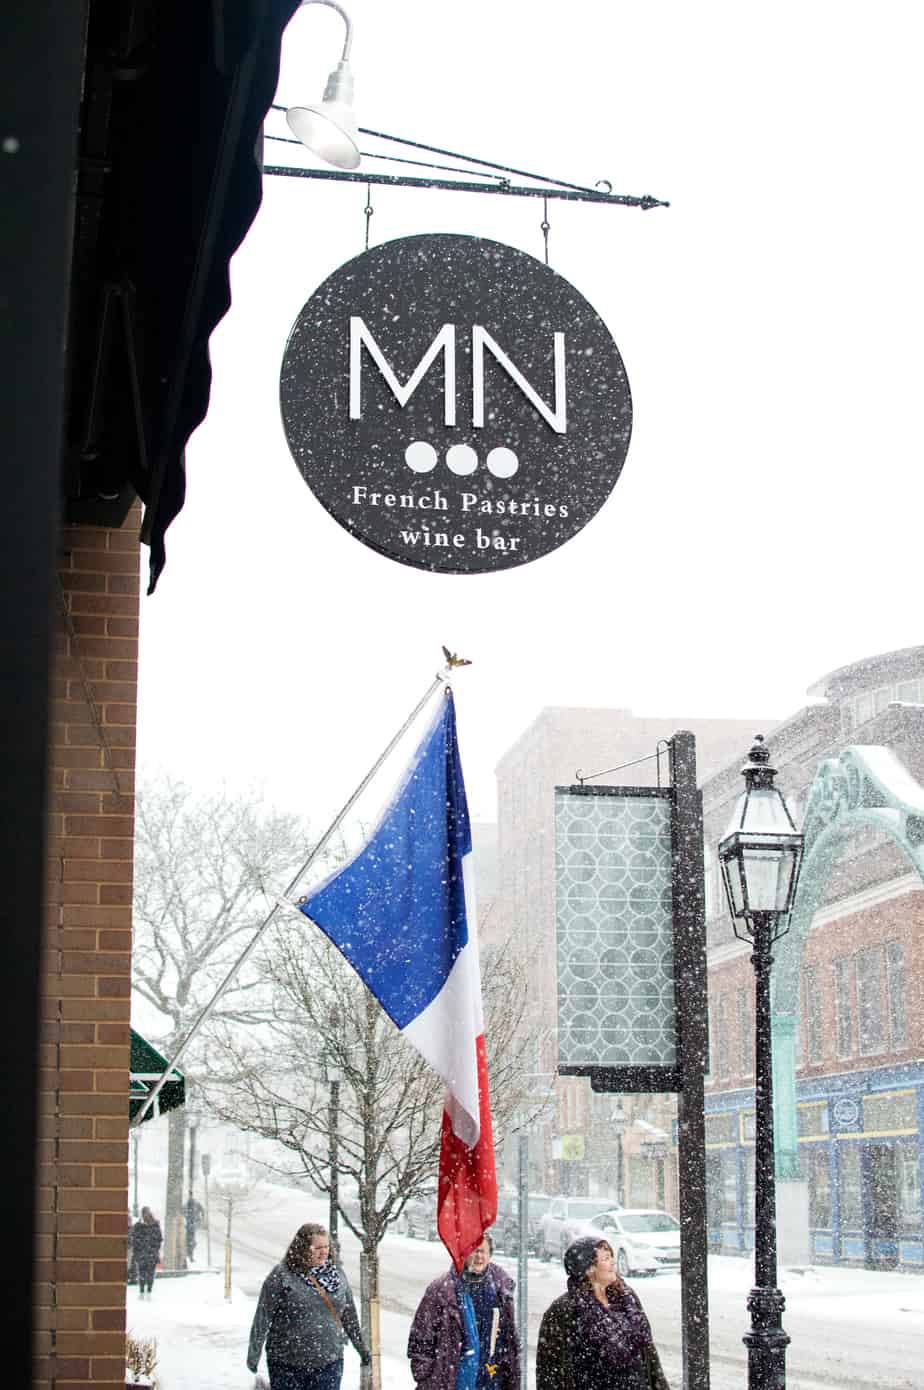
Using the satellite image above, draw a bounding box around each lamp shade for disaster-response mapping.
[286,60,360,170]
[717,737,804,922]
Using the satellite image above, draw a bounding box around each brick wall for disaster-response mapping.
[36,508,141,1390]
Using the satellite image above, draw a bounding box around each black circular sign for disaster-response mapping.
[280,234,632,573]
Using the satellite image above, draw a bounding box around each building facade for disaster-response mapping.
[493,651,924,1270]
[493,706,766,1208]
[702,645,924,1269]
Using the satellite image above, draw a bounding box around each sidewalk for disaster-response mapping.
[125,1270,414,1390]
[126,1257,924,1389]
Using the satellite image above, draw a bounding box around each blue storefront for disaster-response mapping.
[704,1063,924,1268]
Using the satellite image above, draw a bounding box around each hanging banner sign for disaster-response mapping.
[555,784,683,1092]
[280,233,632,573]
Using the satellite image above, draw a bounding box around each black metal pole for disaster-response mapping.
[616,1132,625,1206]
[329,1078,340,1248]
[517,1133,529,1390]
[745,912,790,1390]
[670,732,711,1390]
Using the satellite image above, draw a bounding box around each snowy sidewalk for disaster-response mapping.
[126,1271,414,1390]
[127,1259,924,1390]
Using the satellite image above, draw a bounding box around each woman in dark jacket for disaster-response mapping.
[131,1207,162,1298]
[247,1223,370,1390]
[407,1235,520,1390]
[536,1236,670,1390]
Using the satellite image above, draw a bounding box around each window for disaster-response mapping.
[704,1112,736,1144]
[721,1151,738,1223]
[854,693,874,725]
[856,946,885,1055]
[797,1102,829,1138]
[838,1147,862,1229]
[899,1144,922,1236]
[807,1147,832,1228]
[804,964,823,1063]
[737,987,753,1076]
[886,942,907,1048]
[863,1090,916,1132]
[716,995,730,1079]
[874,686,893,714]
[834,957,855,1058]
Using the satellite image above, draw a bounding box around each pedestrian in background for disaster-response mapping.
[185,1195,205,1262]
[247,1222,370,1390]
[131,1206,162,1300]
[407,1233,520,1390]
[536,1236,670,1390]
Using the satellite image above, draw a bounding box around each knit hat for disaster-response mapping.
[563,1236,603,1283]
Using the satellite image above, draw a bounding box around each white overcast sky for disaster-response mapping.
[137,0,924,829]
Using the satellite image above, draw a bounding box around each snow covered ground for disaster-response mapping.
[128,1256,924,1390]
[126,1270,408,1390]
[124,1148,924,1390]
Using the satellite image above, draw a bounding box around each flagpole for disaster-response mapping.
[133,662,456,1126]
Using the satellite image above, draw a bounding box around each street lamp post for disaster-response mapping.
[186,1113,200,1263]
[201,1153,212,1267]
[718,736,804,1390]
[325,1056,342,1248]
[641,1137,667,1210]
[612,1099,626,1206]
[187,1114,199,1202]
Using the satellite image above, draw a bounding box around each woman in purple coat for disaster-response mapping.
[407,1235,520,1390]
[537,1237,670,1390]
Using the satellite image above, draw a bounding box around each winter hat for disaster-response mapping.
[564,1236,603,1284]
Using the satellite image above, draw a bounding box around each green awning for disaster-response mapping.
[130,1028,185,1124]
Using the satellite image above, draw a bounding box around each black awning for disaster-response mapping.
[64,0,301,591]
[130,1028,185,1124]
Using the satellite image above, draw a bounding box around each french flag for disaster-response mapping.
[298,689,497,1269]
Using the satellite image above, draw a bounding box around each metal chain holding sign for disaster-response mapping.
[540,196,551,265]
[364,182,374,250]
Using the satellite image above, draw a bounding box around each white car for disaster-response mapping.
[571,1208,681,1276]
[539,1196,620,1261]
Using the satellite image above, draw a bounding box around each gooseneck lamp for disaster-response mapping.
[286,0,360,170]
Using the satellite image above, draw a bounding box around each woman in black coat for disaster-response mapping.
[131,1206,162,1299]
[537,1236,670,1390]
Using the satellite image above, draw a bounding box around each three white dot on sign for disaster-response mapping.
[403,441,519,477]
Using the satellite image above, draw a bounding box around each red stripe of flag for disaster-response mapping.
[436,1034,498,1271]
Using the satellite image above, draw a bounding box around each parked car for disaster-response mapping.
[570,1208,681,1276]
[492,1192,553,1256]
[396,1187,438,1240]
[539,1196,621,1260]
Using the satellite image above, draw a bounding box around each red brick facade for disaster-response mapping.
[706,889,924,1096]
[36,509,140,1390]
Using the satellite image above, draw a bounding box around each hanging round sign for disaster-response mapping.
[280,233,632,573]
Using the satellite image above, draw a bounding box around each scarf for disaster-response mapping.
[302,1259,344,1297]
[462,1270,502,1389]
[455,1285,480,1390]
[571,1283,652,1374]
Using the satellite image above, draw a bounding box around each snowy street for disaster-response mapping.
[128,1186,924,1390]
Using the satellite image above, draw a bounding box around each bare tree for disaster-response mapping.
[131,778,313,1268]
[205,913,537,1384]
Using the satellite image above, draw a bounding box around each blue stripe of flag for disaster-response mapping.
[299,691,472,1029]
